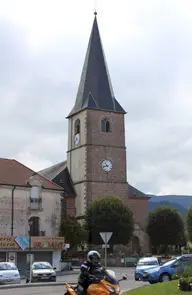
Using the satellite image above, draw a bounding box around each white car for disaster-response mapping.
[0,262,21,285]
[26,261,56,283]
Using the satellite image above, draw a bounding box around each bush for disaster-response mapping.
[178,277,192,291]
[173,266,192,280]
[175,267,192,291]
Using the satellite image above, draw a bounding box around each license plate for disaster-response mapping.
[43,274,47,277]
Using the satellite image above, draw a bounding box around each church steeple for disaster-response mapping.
[67,13,126,118]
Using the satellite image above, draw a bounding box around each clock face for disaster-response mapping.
[102,160,112,172]
[74,133,80,145]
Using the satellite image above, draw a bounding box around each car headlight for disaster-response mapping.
[142,272,148,277]
[51,271,56,276]
[107,286,115,293]
[32,272,38,277]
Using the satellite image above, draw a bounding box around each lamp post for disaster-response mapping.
[28,219,33,283]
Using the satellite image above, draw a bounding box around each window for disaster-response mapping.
[30,186,42,210]
[29,216,40,236]
[101,118,111,133]
[32,262,52,270]
[40,230,46,236]
[75,119,80,134]
[0,263,17,271]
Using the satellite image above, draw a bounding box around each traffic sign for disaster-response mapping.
[100,232,112,269]
[100,232,112,244]
[102,244,110,248]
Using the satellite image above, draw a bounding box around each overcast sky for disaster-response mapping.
[0,0,192,195]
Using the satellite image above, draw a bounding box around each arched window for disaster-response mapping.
[101,118,111,133]
[75,119,80,135]
[29,216,40,236]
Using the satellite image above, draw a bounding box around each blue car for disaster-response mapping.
[135,257,159,281]
[141,254,192,284]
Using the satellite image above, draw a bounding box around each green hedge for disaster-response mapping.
[173,266,192,280]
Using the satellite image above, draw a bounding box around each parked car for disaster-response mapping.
[26,261,56,283]
[141,254,192,284]
[134,257,159,281]
[0,262,21,285]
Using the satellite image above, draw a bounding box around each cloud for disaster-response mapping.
[0,0,192,194]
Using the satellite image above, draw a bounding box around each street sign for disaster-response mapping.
[102,244,110,248]
[100,232,112,244]
[100,232,113,269]
[15,235,29,250]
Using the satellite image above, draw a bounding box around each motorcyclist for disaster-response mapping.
[77,250,103,295]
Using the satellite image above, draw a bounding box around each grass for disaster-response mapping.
[122,280,186,295]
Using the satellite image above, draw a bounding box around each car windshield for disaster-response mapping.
[0,263,17,271]
[32,262,52,270]
[162,258,178,267]
[137,260,158,266]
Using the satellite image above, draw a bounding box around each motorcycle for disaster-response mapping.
[65,269,127,295]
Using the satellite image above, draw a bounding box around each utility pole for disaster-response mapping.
[28,219,33,283]
[11,186,16,236]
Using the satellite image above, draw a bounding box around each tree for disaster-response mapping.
[147,206,185,253]
[85,196,134,245]
[186,207,192,242]
[59,216,87,248]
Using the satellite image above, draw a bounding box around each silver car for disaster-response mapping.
[26,261,56,283]
[0,262,21,285]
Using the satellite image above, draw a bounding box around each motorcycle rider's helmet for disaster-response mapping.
[87,250,101,266]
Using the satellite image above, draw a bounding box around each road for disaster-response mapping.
[3,267,148,295]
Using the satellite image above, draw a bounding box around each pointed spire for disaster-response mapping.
[67,14,126,118]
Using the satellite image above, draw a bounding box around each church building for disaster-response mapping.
[39,14,150,253]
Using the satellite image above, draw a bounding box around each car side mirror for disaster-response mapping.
[172,264,177,268]
[122,274,127,280]
[53,267,56,270]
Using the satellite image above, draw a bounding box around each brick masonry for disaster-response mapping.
[68,108,149,251]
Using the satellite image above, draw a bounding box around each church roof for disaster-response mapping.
[67,14,126,118]
[38,161,76,197]
[128,184,150,199]
[38,161,67,180]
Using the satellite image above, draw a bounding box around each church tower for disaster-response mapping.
[67,13,129,217]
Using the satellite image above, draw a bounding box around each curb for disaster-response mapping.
[20,271,79,279]
[0,282,76,290]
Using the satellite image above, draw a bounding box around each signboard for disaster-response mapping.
[31,237,65,249]
[102,244,110,248]
[7,252,16,264]
[15,235,29,250]
[0,236,64,250]
[0,236,19,249]
[100,232,112,244]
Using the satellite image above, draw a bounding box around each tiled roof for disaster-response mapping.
[0,158,62,190]
[67,15,126,118]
